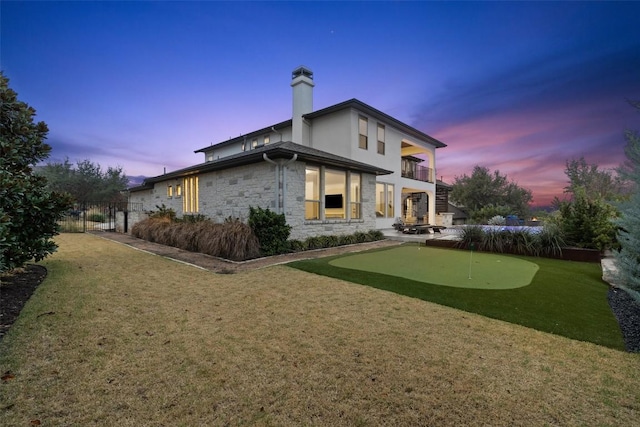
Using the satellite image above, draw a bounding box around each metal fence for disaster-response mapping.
[58,201,144,233]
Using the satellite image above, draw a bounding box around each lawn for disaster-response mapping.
[291,245,625,350]
[1,234,639,426]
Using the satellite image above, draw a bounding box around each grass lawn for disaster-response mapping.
[1,234,639,426]
[291,245,625,350]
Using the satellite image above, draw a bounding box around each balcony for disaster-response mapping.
[401,164,434,183]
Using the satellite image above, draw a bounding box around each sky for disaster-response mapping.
[2,1,639,207]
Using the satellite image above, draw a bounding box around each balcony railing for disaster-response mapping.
[401,164,434,183]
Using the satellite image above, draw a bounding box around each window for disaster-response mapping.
[176,184,182,197]
[376,182,395,218]
[167,185,173,198]
[183,176,199,213]
[359,116,368,149]
[206,153,215,162]
[264,135,270,145]
[252,138,258,149]
[377,124,385,155]
[350,173,361,219]
[325,169,346,219]
[305,167,320,220]
[242,141,246,151]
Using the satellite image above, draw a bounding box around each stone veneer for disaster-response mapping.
[129,160,378,240]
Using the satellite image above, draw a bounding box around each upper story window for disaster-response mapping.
[377,124,385,155]
[252,138,258,149]
[241,141,246,151]
[206,153,215,162]
[359,116,368,149]
[264,135,270,145]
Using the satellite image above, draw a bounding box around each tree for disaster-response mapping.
[39,158,129,203]
[0,73,72,273]
[450,165,532,222]
[564,156,625,201]
[614,101,640,294]
[554,187,618,251]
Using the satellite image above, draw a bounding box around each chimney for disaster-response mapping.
[291,66,314,145]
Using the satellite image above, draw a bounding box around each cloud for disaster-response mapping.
[416,45,640,206]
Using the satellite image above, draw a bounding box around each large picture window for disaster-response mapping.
[359,116,368,149]
[305,167,320,220]
[183,176,199,213]
[376,182,394,218]
[306,167,362,221]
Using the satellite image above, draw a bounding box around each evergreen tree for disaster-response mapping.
[0,73,72,273]
[615,101,640,295]
[450,165,532,222]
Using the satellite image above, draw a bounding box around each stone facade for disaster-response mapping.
[129,159,379,240]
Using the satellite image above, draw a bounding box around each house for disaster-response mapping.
[129,66,448,240]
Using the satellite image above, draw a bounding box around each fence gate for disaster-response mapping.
[59,201,144,233]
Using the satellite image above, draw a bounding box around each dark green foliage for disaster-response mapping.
[289,249,625,350]
[555,187,618,251]
[564,156,625,202]
[131,217,260,261]
[147,204,177,221]
[456,225,564,257]
[450,165,532,221]
[248,206,291,256]
[38,158,129,203]
[87,213,106,223]
[615,102,640,295]
[181,214,208,223]
[0,73,73,273]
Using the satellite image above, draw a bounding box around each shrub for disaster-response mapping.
[487,215,506,226]
[456,225,484,250]
[131,217,260,261]
[248,206,291,256]
[88,213,105,223]
[148,204,177,221]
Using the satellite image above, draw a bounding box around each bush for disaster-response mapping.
[248,206,291,256]
[148,204,177,221]
[488,215,506,225]
[456,225,564,257]
[88,213,105,223]
[131,217,260,261]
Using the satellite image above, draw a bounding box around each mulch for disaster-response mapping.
[0,264,48,341]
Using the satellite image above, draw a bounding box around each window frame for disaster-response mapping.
[358,116,368,150]
[377,123,385,155]
[183,176,199,213]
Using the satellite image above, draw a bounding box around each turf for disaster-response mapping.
[290,245,626,350]
[329,246,538,289]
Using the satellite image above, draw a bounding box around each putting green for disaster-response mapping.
[329,246,539,289]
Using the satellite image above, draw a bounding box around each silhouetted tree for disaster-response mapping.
[450,165,532,222]
[39,158,129,203]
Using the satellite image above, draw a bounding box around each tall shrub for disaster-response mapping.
[248,206,291,256]
[615,103,640,295]
[0,73,72,273]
